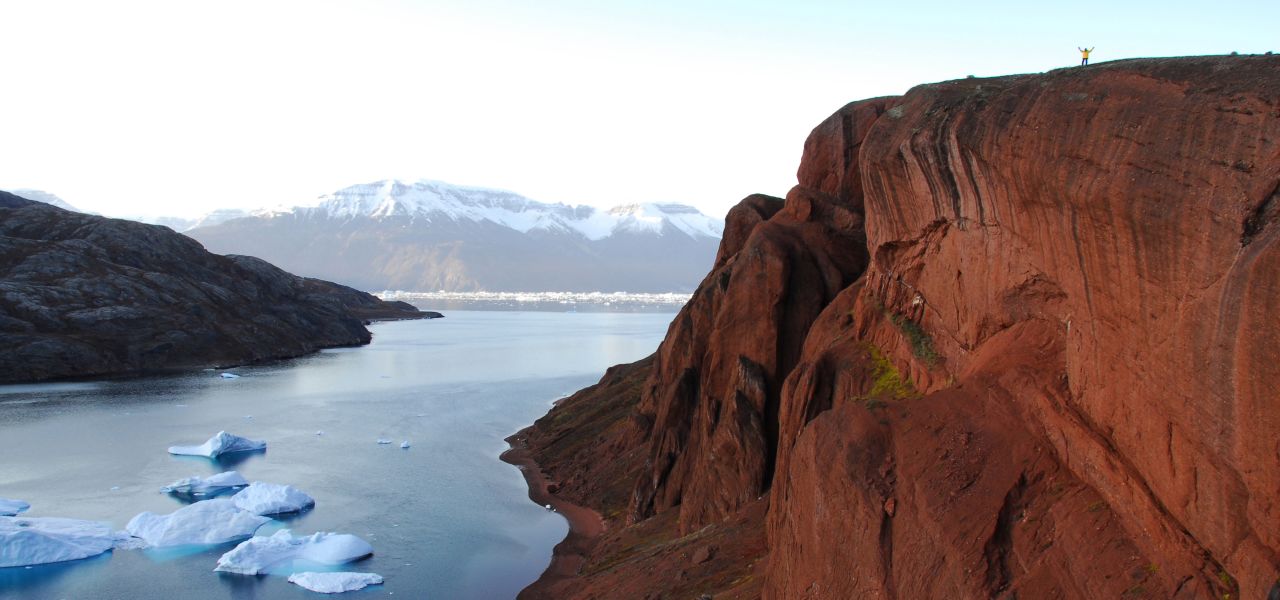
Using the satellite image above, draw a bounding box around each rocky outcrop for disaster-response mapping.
[0,192,425,383]
[515,55,1280,599]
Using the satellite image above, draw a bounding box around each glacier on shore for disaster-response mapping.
[214,530,374,575]
[231,482,315,516]
[126,498,269,547]
[0,516,123,567]
[287,571,384,593]
[160,471,249,497]
[168,431,266,458]
[0,497,30,516]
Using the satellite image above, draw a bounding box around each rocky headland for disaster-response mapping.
[511,55,1280,598]
[0,191,427,383]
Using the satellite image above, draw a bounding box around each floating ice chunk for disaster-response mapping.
[231,482,315,516]
[214,530,374,575]
[160,471,249,496]
[168,431,266,458]
[220,373,240,379]
[0,516,121,567]
[544,504,553,511]
[0,498,30,516]
[315,430,324,436]
[399,441,410,449]
[376,439,391,445]
[126,498,269,547]
[287,571,384,593]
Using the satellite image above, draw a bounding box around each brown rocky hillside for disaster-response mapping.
[513,55,1280,599]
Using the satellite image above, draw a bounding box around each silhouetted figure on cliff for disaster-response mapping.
[1079,46,1094,65]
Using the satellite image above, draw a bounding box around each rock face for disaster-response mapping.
[515,56,1280,599]
[0,192,425,383]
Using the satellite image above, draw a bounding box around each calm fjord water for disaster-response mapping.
[0,310,673,599]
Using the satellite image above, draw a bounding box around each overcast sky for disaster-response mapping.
[1,0,1275,219]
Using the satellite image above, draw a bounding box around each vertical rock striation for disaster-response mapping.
[516,56,1280,599]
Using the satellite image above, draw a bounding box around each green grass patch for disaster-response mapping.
[867,344,918,400]
[888,312,940,366]
[857,344,919,412]
[865,296,940,367]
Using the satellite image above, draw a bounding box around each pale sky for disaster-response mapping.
[1,0,1275,219]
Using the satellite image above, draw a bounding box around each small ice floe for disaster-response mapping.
[243,415,253,420]
[110,486,120,491]
[126,498,269,548]
[376,439,392,445]
[0,516,125,567]
[160,471,249,497]
[315,430,324,436]
[220,373,240,379]
[0,498,30,516]
[231,482,315,516]
[544,504,553,511]
[399,441,410,449]
[168,431,266,458]
[214,530,374,575]
[287,571,384,594]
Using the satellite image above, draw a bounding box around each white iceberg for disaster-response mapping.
[126,498,269,547]
[0,516,121,567]
[168,431,266,458]
[160,471,249,496]
[287,572,384,593]
[0,498,30,516]
[214,530,374,575]
[400,441,410,449]
[220,372,240,379]
[376,439,391,445]
[231,482,315,516]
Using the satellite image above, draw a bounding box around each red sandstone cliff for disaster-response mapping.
[515,56,1280,599]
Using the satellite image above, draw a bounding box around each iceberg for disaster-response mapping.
[220,373,240,379]
[400,441,410,449]
[287,572,384,593]
[214,530,374,575]
[126,498,269,547]
[231,482,315,516]
[160,471,249,497]
[0,516,121,567]
[0,498,30,516]
[376,439,391,445]
[168,431,266,458]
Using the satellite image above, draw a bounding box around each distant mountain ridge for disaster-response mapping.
[8,189,89,213]
[186,179,723,293]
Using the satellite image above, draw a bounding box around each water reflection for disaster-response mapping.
[0,312,674,599]
[169,449,268,471]
[0,551,112,593]
[165,487,244,504]
[217,570,270,600]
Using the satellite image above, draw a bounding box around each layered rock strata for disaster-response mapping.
[516,55,1280,599]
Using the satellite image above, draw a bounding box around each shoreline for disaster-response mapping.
[500,428,605,599]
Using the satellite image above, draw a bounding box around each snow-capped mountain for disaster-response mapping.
[185,179,724,293]
[283,179,721,240]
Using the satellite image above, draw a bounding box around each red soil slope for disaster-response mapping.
[515,56,1280,599]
